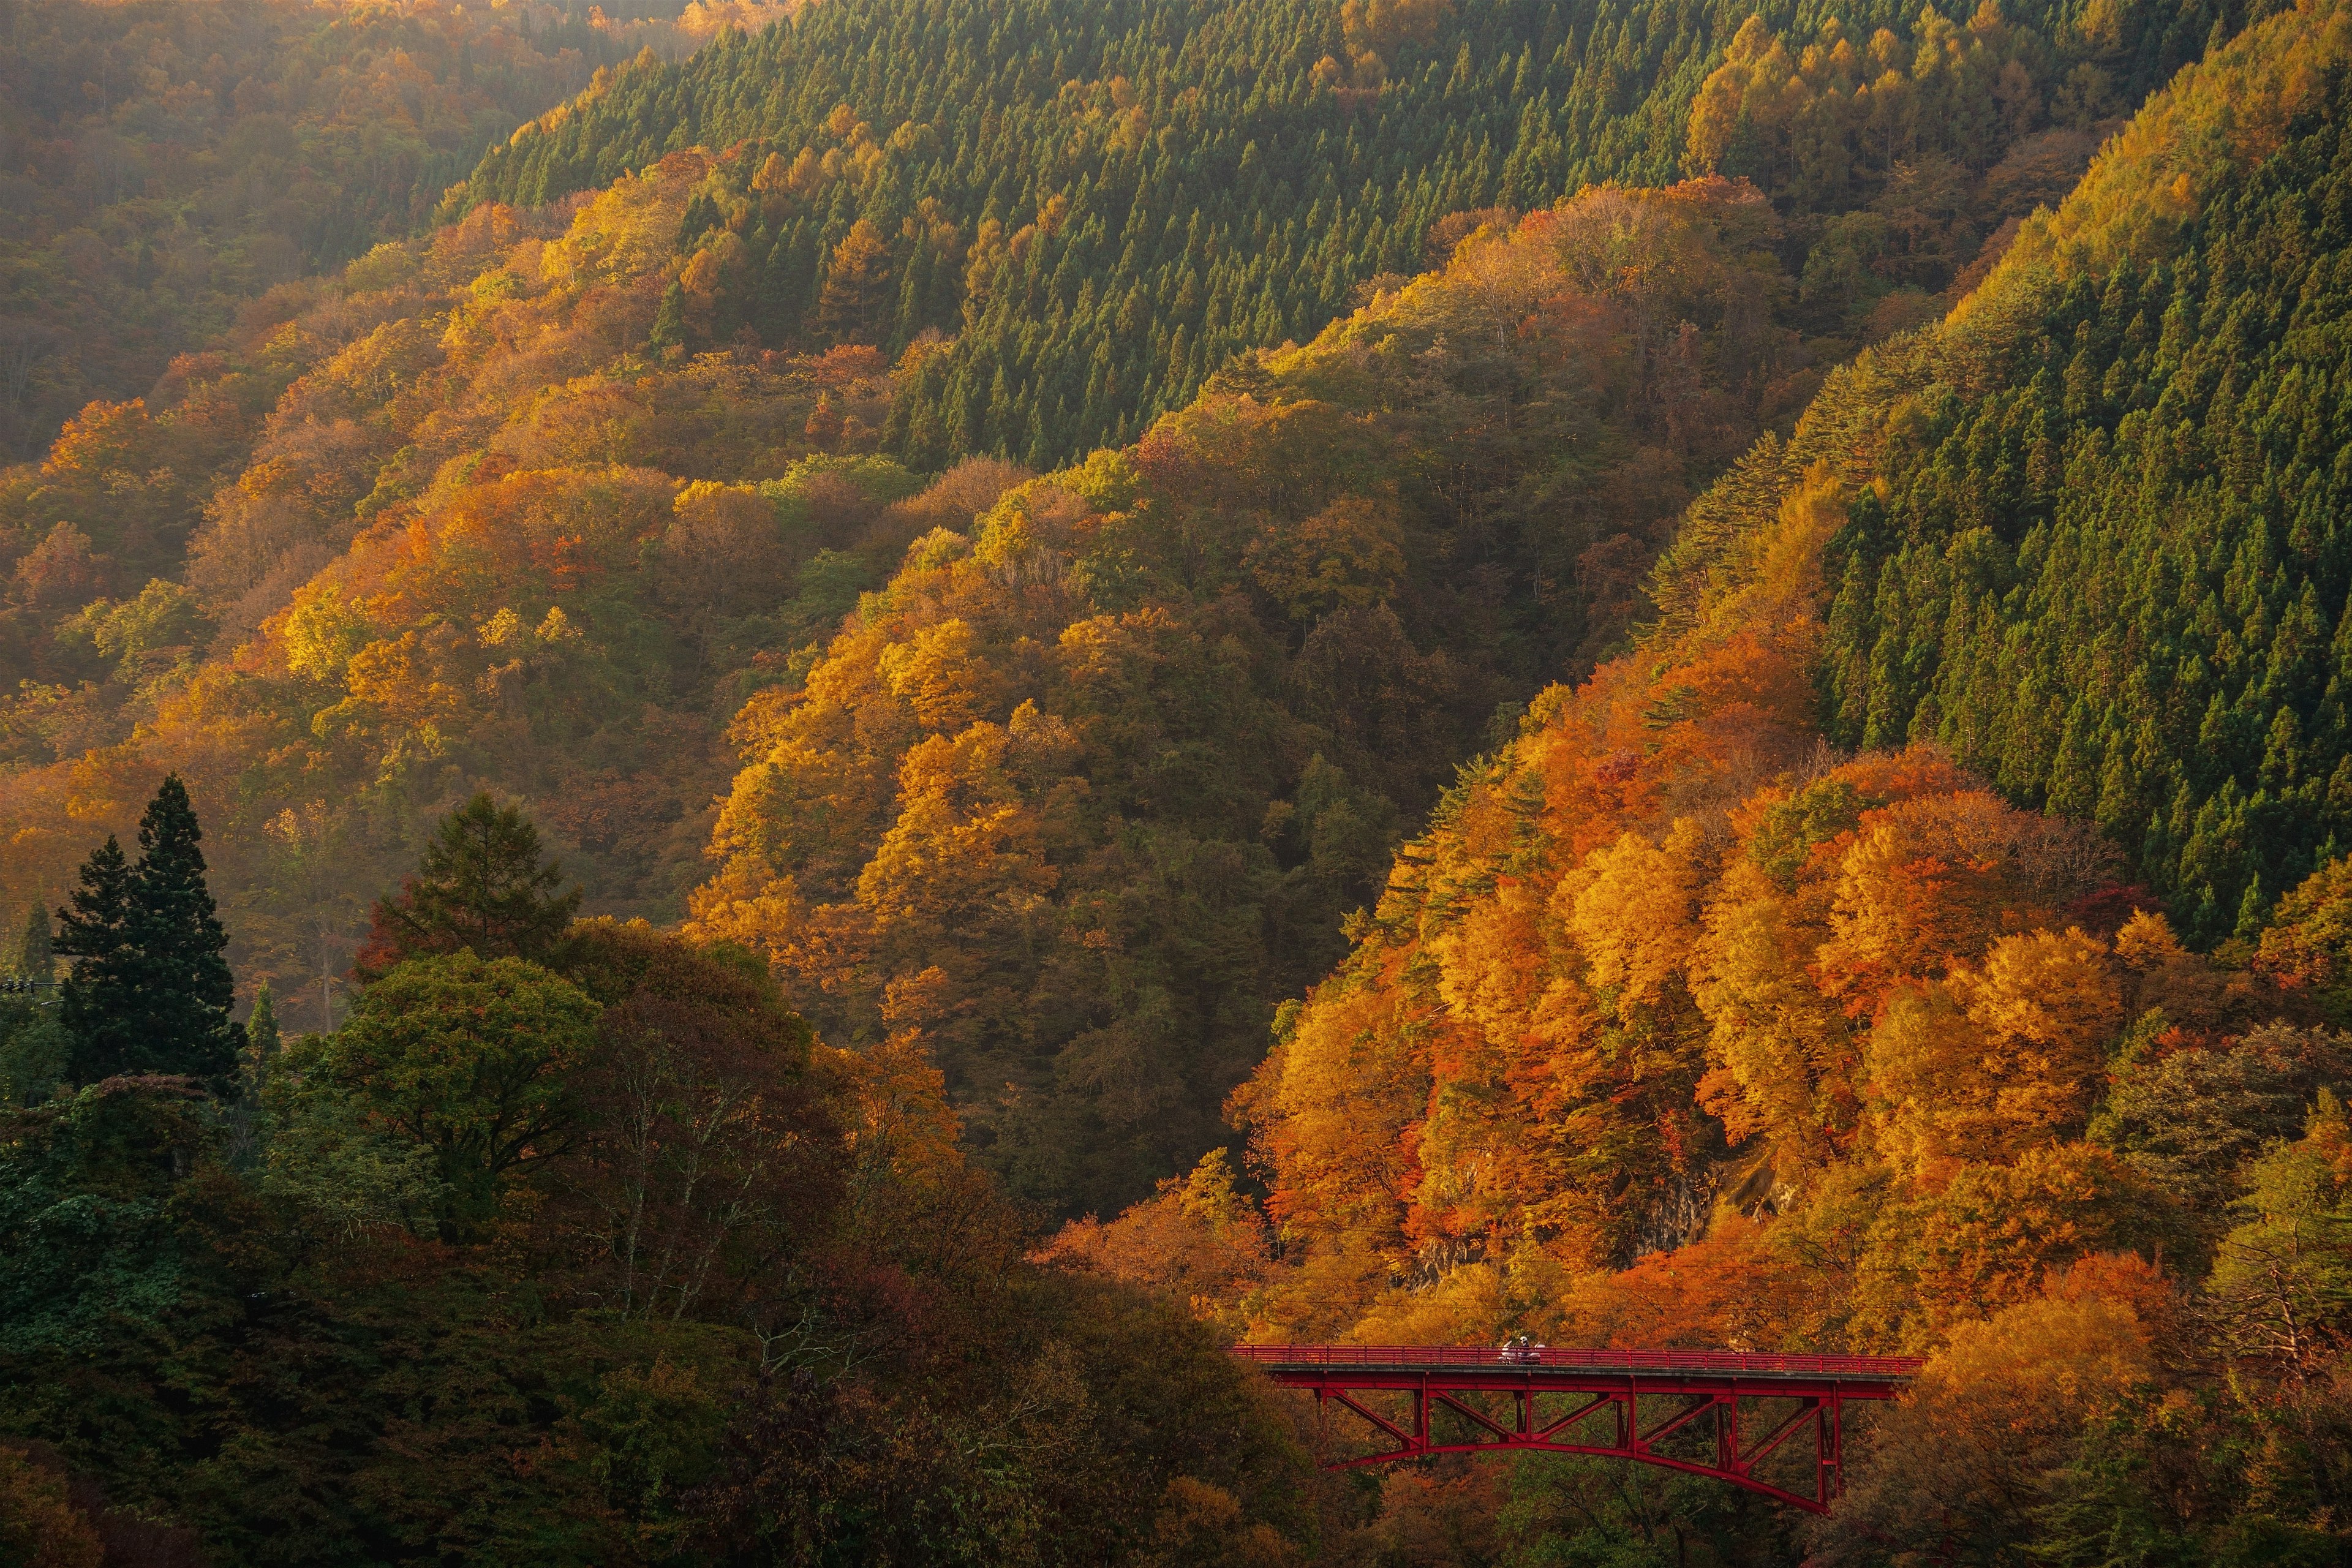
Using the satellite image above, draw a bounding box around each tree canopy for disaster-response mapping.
[9,0,2352,1556]
[1034,6,2352,1557]
[1,809,1316,1566]
[451,0,2233,470]
[1820,59,2352,944]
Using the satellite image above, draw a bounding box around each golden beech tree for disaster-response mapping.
[856,720,1061,974]
[1822,1259,2166,1559]
[1546,1218,1820,1351]
[1691,853,1857,1168]
[1237,971,1430,1251]
[1040,1149,1276,1343]
[1243,496,1407,624]
[1956,930,2124,1131]
[1564,820,1708,1015]
[1814,790,2094,1013]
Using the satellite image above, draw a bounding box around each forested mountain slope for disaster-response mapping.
[1045,1,2352,1557]
[685,176,1814,1216]
[1818,29,2352,941]
[0,0,2262,1218]
[0,160,936,1028]
[0,164,1818,1216]
[0,0,649,462]
[8,0,2352,1558]
[449,0,2245,468]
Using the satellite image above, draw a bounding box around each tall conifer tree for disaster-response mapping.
[55,776,239,1085]
[134,776,238,1065]
[247,980,280,1063]
[55,835,138,1080]
[355,793,582,981]
[649,280,688,355]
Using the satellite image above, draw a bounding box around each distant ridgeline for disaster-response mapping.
[447,0,2242,469]
[0,0,636,459]
[1822,58,2352,944]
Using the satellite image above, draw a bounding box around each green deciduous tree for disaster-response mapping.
[0,1008,67,1110]
[1,894,66,1107]
[295,952,601,1238]
[2207,1092,2352,1382]
[551,919,842,1328]
[0,1077,227,1357]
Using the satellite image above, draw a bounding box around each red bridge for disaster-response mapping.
[1230,1346,1921,1513]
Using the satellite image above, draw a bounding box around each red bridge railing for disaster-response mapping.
[1230,1344,1922,1378]
[1227,1344,1921,1513]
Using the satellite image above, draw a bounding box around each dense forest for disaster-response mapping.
[1817,45,2352,943]
[2,785,1312,1564]
[448,0,2244,467]
[1051,2,2352,1558]
[682,175,1828,1215]
[0,0,2213,1211]
[9,0,2352,1559]
[0,0,675,461]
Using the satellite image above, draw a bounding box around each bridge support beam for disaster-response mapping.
[1233,1348,1917,1515]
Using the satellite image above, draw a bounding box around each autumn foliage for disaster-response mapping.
[1052,8,2352,1559]
[9,0,2352,1559]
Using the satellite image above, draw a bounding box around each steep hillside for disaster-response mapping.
[1818,9,2352,941]
[0,167,1819,1211]
[1052,1,2352,1558]
[0,157,940,1029]
[21,0,2352,1561]
[0,0,647,461]
[0,0,2259,1214]
[6,0,2352,1559]
[449,0,2239,467]
[686,177,1814,1215]
[1217,0,2352,1373]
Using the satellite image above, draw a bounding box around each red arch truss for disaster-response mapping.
[1229,1346,1921,1514]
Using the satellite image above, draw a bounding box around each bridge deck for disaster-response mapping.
[1229,1345,1921,1382]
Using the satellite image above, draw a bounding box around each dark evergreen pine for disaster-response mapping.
[133,775,240,1079]
[54,777,239,1084]
[355,792,582,981]
[55,835,141,1081]
[649,279,688,355]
